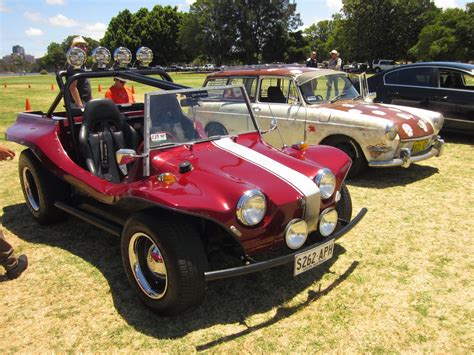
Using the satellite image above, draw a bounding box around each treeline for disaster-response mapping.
[33,0,474,71]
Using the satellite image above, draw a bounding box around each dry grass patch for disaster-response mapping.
[0,75,473,352]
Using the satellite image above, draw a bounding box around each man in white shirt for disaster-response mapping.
[326,49,342,100]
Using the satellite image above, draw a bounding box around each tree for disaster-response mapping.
[340,0,438,62]
[409,5,474,61]
[101,6,185,65]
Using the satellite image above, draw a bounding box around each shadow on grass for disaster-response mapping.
[348,164,439,188]
[2,203,356,348]
[441,132,473,145]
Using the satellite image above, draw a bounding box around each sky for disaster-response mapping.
[0,0,470,58]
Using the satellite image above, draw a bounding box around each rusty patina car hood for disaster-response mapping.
[322,100,434,139]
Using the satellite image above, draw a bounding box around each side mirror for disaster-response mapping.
[116,149,142,165]
[365,92,376,103]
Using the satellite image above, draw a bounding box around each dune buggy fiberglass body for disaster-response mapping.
[6,67,366,315]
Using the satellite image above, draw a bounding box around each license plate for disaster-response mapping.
[412,139,429,153]
[294,239,335,276]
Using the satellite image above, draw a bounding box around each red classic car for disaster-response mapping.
[6,47,366,315]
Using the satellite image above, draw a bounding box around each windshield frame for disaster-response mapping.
[143,85,259,176]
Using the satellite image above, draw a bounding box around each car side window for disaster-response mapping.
[229,77,258,100]
[259,77,289,104]
[205,78,228,87]
[439,69,474,90]
[385,68,434,87]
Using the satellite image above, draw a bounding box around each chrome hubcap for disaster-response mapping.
[22,167,40,211]
[129,233,168,299]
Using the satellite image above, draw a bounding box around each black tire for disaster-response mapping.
[374,67,381,73]
[205,122,228,137]
[324,136,367,178]
[336,184,352,226]
[19,149,69,224]
[121,213,208,316]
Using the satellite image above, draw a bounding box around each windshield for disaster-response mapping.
[144,86,257,150]
[299,74,360,104]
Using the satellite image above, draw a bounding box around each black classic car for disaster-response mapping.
[367,62,474,135]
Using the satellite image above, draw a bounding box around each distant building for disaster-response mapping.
[24,54,35,63]
[12,45,25,57]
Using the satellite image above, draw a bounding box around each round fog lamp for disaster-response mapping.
[136,46,153,67]
[285,219,308,250]
[92,46,111,68]
[319,208,338,237]
[113,47,132,68]
[66,47,86,69]
[315,168,336,199]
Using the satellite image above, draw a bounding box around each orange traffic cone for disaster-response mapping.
[131,85,135,94]
[25,98,32,111]
[51,84,55,91]
[98,84,102,92]
[28,84,31,88]
[3,83,6,88]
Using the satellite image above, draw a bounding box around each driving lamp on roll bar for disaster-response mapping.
[113,47,132,68]
[66,47,87,69]
[92,46,111,69]
[136,46,153,67]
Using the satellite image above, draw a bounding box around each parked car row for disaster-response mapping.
[163,64,216,72]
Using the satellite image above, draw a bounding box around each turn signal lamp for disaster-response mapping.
[136,46,153,67]
[113,47,132,68]
[157,172,177,185]
[92,47,111,69]
[66,47,87,69]
[292,141,309,151]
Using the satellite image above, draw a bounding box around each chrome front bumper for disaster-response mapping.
[369,136,444,168]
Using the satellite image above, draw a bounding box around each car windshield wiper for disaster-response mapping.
[155,142,180,148]
[330,94,346,103]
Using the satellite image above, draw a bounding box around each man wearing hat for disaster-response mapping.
[105,77,135,104]
[326,49,343,100]
[68,36,92,108]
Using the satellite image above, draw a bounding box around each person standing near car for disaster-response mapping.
[67,36,92,108]
[105,77,135,104]
[327,49,343,100]
[0,144,28,280]
[306,51,318,68]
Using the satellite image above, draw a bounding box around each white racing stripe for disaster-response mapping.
[213,138,321,231]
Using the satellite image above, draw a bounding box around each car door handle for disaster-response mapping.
[434,96,448,101]
[252,106,261,113]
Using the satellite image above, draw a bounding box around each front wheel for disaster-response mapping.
[336,184,352,227]
[121,213,208,315]
[324,137,367,178]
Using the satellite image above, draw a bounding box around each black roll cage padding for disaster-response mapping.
[47,68,189,160]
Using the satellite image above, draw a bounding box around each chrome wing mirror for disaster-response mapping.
[116,149,146,165]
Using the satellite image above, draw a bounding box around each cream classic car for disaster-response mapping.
[203,66,445,177]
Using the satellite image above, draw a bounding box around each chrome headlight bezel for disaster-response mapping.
[285,219,308,250]
[236,189,266,226]
[315,168,336,199]
[385,123,398,141]
[319,208,338,237]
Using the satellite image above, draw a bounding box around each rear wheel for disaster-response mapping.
[19,150,69,224]
[323,137,367,178]
[121,213,208,315]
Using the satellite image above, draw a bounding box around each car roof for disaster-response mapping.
[385,62,474,72]
[207,66,343,86]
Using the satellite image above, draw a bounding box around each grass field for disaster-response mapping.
[0,74,473,352]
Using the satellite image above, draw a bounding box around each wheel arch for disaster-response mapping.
[319,133,370,161]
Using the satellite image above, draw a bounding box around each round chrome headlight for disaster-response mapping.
[92,46,111,68]
[385,123,398,140]
[136,46,153,67]
[66,47,86,69]
[319,208,338,237]
[113,47,132,68]
[315,168,336,199]
[236,189,266,226]
[285,219,308,250]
